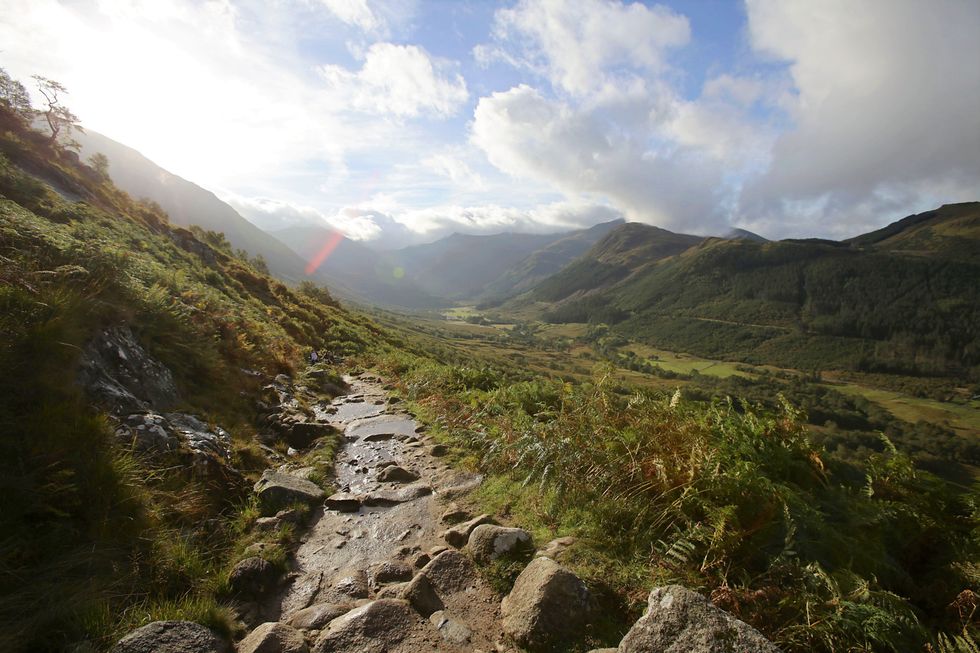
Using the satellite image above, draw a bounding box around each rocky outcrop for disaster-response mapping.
[468,524,533,564]
[442,513,493,548]
[238,622,308,653]
[501,556,591,652]
[78,325,178,414]
[110,621,229,653]
[254,470,325,513]
[228,557,280,598]
[311,599,420,653]
[618,585,782,653]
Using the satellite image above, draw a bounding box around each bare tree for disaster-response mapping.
[32,75,84,148]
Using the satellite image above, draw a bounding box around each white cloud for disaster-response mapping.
[741,0,980,235]
[479,0,689,96]
[319,0,383,33]
[472,84,727,233]
[319,42,468,118]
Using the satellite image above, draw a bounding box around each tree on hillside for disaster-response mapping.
[88,152,109,179]
[32,75,83,149]
[0,67,33,125]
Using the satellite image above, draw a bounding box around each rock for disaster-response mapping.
[254,470,325,513]
[362,484,431,506]
[238,622,307,653]
[275,508,304,524]
[429,610,472,645]
[501,557,591,652]
[429,443,449,456]
[377,466,419,483]
[400,573,444,617]
[439,505,471,525]
[312,599,419,653]
[586,649,618,653]
[288,602,352,630]
[411,552,431,569]
[287,422,336,449]
[536,536,576,561]
[78,325,178,415]
[363,432,395,442]
[114,412,178,453]
[387,396,402,404]
[618,585,782,653]
[331,569,370,600]
[324,493,361,512]
[468,525,533,564]
[374,582,409,600]
[419,550,477,595]
[254,516,281,531]
[369,560,414,587]
[110,621,229,653]
[442,513,493,548]
[228,557,280,598]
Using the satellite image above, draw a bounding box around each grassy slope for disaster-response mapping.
[0,117,383,650]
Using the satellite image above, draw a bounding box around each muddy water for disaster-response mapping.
[273,375,481,619]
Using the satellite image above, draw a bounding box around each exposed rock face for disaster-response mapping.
[78,325,178,414]
[110,621,229,653]
[468,524,533,564]
[618,585,782,653]
[238,622,308,653]
[254,470,325,513]
[228,557,280,598]
[501,556,591,652]
[311,599,420,653]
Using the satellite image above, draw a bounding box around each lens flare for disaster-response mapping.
[305,230,345,275]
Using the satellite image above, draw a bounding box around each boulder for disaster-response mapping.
[429,610,472,646]
[228,557,280,598]
[312,599,419,653]
[286,422,336,449]
[369,560,414,587]
[78,325,178,415]
[324,492,361,512]
[419,550,477,595]
[288,602,352,630]
[468,524,533,564]
[238,622,307,653]
[618,585,782,653]
[376,465,419,483]
[501,557,591,652]
[331,568,370,600]
[399,573,444,617]
[110,621,229,653]
[429,443,449,456]
[254,470,325,513]
[442,513,493,548]
[536,536,576,561]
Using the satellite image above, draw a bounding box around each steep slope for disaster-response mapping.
[845,201,980,260]
[531,211,980,376]
[532,222,703,302]
[74,129,313,283]
[478,218,624,302]
[271,223,445,309]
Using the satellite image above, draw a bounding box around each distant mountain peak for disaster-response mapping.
[722,227,768,242]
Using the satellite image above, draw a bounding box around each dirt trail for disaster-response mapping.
[265,373,506,652]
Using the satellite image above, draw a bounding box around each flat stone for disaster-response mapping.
[324,493,361,512]
[429,610,472,645]
[254,470,325,513]
[377,466,419,484]
[288,603,352,630]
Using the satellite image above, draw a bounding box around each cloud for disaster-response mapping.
[740,0,980,235]
[319,42,468,118]
[472,84,727,233]
[319,0,383,33]
[477,0,689,96]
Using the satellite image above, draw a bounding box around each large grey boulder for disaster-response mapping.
[238,622,308,653]
[419,549,477,594]
[442,513,493,548]
[312,599,420,653]
[468,524,533,564]
[399,573,444,617]
[501,556,591,652]
[287,602,353,630]
[619,585,782,653]
[254,470,325,513]
[110,621,229,653]
[78,325,178,414]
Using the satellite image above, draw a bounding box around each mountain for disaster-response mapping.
[270,223,445,309]
[478,218,624,302]
[74,129,313,284]
[527,206,980,376]
[723,227,768,242]
[532,222,703,302]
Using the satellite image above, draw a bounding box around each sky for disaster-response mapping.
[1,0,978,246]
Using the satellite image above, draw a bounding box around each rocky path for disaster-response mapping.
[259,373,508,652]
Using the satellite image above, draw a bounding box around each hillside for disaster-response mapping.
[530,209,980,378]
[74,129,316,284]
